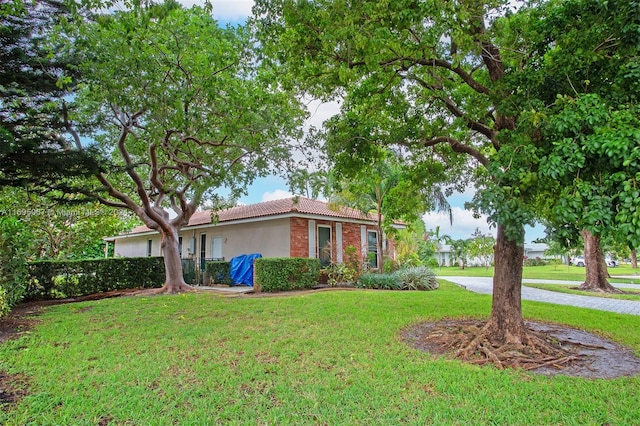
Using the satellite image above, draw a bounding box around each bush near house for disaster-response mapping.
[396,267,439,290]
[357,273,402,290]
[254,258,320,292]
[357,266,438,291]
[26,257,165,299]
[205,261,233,285]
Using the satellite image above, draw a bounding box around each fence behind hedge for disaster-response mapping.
[26,257,165,300]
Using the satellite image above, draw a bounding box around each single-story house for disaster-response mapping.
[435,242,557,267]
[105,197,403,269]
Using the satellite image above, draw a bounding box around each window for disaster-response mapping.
[318,225,332,267]
[367,230,378,269]
[211,237,223,259]
[178,237,183,258]
[147,239,152,257]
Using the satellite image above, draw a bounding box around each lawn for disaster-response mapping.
[1,283,639,425]
[435,264,640,284]
[523,283,640,301]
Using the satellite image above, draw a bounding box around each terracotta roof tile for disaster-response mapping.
[125,197,377,235]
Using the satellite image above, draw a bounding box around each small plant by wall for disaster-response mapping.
[254,258,320,292]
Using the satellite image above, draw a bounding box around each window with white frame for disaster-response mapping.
[367,230,378,268]
[318,225,332,267]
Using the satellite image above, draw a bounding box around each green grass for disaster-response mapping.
[524,283,640,300]
[1,283,640,425]
[435,264,640,284]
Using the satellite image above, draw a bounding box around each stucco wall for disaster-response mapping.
[183,218,291,260]
[114,235,162,258]
[114,218,291,260]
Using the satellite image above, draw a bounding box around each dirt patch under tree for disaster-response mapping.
[402,319,640,379]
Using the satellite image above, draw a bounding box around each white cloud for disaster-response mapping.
[423,206,495,240]
[261,189,293,202]
[303,98,341,131]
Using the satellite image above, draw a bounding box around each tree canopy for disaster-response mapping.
[251,0,640,363]
[503,0,640,289]
[0,0,102,195]
[62,2,306,291]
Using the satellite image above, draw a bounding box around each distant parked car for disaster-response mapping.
[570,255,585,267]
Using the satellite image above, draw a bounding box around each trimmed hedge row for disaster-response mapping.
[27,257,165,300]
[205,261,233,285]
[254,258,320,292]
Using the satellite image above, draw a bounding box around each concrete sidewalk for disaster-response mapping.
[443,276,640,316]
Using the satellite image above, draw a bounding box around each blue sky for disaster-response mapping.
[197,1,547,242]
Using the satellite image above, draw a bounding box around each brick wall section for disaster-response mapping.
[289,217,379,263]
[290,217,309,258]
[341,222,366,259]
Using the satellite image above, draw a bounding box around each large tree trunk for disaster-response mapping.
[159,227,194,293]
[484,224,528,344]
[580,229,620,293]
[632,249,638,269]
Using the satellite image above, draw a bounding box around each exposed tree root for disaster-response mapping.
[132,283,197,296]
[578,282,624,294]
[410,320,586,371]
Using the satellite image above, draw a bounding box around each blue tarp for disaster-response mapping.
[229,253,262,286]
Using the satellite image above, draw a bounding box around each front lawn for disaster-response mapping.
[436,264,640,284]
[1,283,639,425]
[523,283,640,301]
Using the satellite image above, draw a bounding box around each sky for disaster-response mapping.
[189,1,547,242]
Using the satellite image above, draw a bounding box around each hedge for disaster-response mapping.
[205,261,232,285]
[254,258,320,292]
[26,257,165,300]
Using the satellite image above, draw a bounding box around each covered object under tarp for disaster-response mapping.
[229,253,262,286]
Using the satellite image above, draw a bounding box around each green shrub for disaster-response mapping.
[0,216,32,314]
[396,266,439,291]
[356,267,439,291]
[326,262,359,286]
[423,258,440,269]
[356,273,402,290]
[254,258,320,292]
[0,287,10,318]
[205,261,232,285]
[26,257,165,299]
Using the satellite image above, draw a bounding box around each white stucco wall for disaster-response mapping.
[112,218,291,260]
[114,235,162,258]
[185,218,291,260]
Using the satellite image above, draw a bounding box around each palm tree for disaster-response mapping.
[329,153,452,271]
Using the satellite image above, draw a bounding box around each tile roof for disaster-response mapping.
[127,197,377,235]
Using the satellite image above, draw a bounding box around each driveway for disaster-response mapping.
[443,276,640,316]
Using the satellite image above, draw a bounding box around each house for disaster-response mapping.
[434,242,557,267]
[105,197,403,269]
